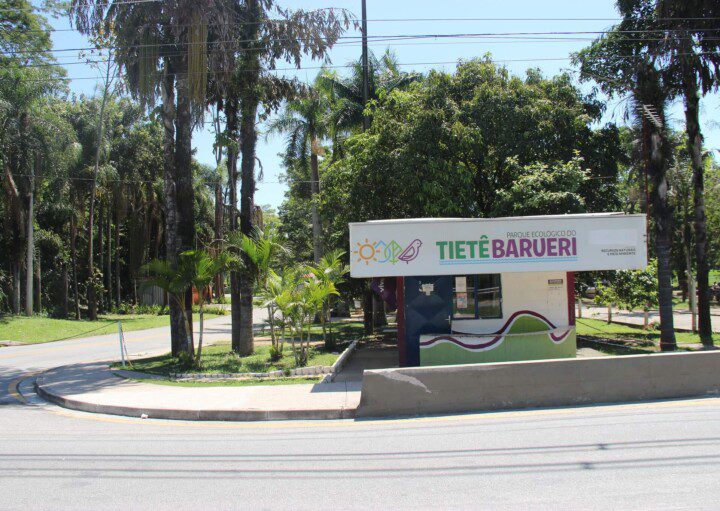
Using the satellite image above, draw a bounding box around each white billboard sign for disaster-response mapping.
[349,214,647,278]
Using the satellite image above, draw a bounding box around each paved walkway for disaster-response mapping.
[580,304,719,333]
[36,362,361,420]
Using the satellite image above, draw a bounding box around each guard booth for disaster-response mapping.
[350,213,647,367]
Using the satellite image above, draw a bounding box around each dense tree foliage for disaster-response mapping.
[308,59,624,257]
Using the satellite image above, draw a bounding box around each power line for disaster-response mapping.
[15,36,720,69]
[3,11,720,28]
[3,28,720,56]
[7,51,720,83]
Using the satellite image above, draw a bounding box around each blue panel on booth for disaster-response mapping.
[403,276,453,366]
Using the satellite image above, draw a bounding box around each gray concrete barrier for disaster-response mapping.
[356,351,720,418]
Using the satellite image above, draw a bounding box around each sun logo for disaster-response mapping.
[353,238,379,265]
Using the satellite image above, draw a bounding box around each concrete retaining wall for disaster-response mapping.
[356,351,720,418]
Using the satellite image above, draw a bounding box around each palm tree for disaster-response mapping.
[319,50,420,134]
[294,273,337,366]
[309,249,349,350]
[186,250,235,365]
[142,249,232,364]
[575,2,677,350]
[71,0,213,354]
[272,268,302,363]
[258,270,285,360]
[224,3,351,358]
[226,227,288,355]
[141,255,197,360]
[267,79,331,263]
[656,0,720,346]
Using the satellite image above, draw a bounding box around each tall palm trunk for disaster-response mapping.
[174,63,196,356]
[106,206,112,310]
[98,206,104,312]
[61,261,69,318]
[11,263,20,314]
[234,0,262,356]
[25,164,34,316]
[310,143,322,263]
[237,95,259,356]
[638,77,676,350]
[34,253,41,314]
[225,100,244,354]
[70,212,80,319]
[682,72,712,346]
[114,214,121,307]
[3,164,25,314]
[214,181,224,300]
[161,62,184,357]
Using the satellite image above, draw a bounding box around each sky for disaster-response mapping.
[46,0,720,210]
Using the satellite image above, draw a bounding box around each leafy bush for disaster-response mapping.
[192,304,227,316]
[269,343,283,362]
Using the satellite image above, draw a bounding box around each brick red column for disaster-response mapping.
[566,272,576,326]
[396,276,407,367]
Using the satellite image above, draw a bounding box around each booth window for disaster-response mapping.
[452,274,502,319]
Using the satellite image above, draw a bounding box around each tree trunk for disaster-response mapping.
[70,213,80,320]
[214,181,224,300]
[3,115,27,315]
[682,219,698,332]
[644,113,676,350]
[34,254,41,314]
[577,296,583,318]
[683,76,712,346]
[161,61,184,357]
[225,100,244,354]
[98,206,104,313]
[236,95,259,356]
[175,63,195,355]
[106,206,112,311]
[115,216,121,308]
[11,263,20,315]
[363,285,373,334]
[232,0,263,356]
[373,293,388,328]
[25,169,33,316]
[310,147,322,263]
[196,303,205,365]
[61,262,69,318]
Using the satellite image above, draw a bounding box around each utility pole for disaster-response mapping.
[25,160,34,316]
[361,0,370,131]
[361,0,375,332]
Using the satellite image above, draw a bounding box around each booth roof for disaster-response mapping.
[350,212,642,226]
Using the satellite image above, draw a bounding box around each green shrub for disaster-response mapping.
[195,305,227,315]
[269,343,283,362]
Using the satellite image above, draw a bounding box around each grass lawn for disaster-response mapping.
[116,342,342,377]
[0,313,221,345]
[122,376,324,387]
[576,317,719,354]
[305,320,365,343]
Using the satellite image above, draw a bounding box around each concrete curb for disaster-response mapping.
[325,340,358,383]
[34,368,357,422]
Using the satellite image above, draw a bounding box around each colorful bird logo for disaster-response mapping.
[398,239,422,263]
[353,238,379,265]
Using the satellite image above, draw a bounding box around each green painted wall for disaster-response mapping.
[420,330,576,366]
[419,314,576,366]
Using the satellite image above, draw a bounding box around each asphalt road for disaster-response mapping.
[2,311,720,510]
